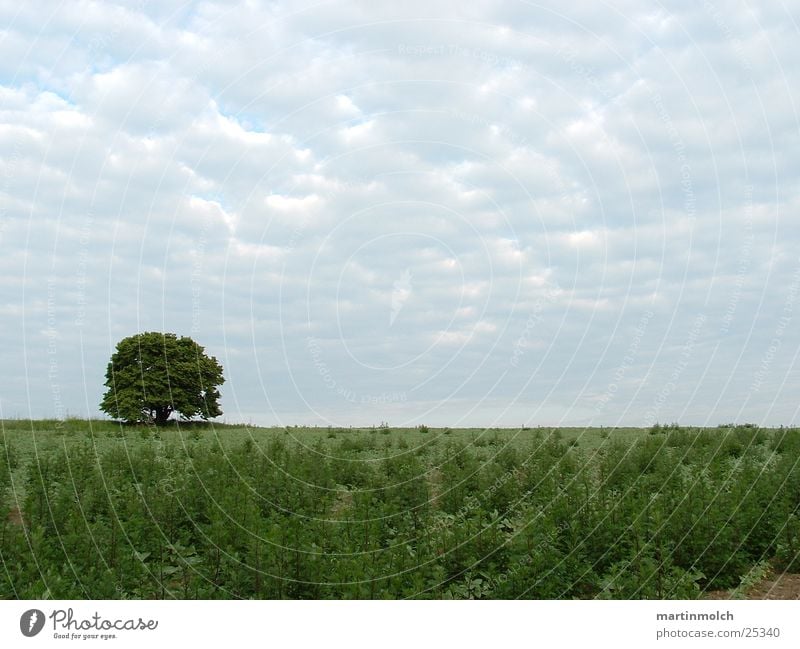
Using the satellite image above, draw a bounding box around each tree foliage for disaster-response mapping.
[100,332,224,425]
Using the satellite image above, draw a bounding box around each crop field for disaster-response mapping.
[1,420,798,599]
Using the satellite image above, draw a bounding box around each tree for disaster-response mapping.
[100,332,224,425]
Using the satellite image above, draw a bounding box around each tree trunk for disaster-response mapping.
[155,406,173,426]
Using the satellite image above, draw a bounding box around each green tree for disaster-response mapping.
[100,332,224,425]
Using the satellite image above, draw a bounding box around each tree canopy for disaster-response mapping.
[100,332,224,425]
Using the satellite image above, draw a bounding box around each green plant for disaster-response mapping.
[1,422,797,600]
[776,515,800,572]
[730,561,771,599]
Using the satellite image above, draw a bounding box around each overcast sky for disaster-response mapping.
[1,0,798,428]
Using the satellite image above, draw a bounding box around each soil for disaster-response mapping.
[427,468,442,508]
[329,489,353,518]
[704,572,800,600]
[746,573,800,599]
[6,506,23,526]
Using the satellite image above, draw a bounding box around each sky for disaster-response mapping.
[1,0,798,428]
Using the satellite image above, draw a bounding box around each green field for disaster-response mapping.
[1,420,798,599]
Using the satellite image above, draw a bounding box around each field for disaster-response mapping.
[1,420,799,599]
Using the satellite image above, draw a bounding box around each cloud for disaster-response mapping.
[1,0,798,427]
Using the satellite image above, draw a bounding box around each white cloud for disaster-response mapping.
[1,0,798,427]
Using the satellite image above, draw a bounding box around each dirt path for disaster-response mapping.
[743,573,800,599]
[705,572,800,600]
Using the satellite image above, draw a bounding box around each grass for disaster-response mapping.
[0,419,644,468]
[0,418,764,500]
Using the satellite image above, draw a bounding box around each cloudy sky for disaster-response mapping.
[1,0,798,427]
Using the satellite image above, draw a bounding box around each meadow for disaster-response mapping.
[1,419,798,599]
